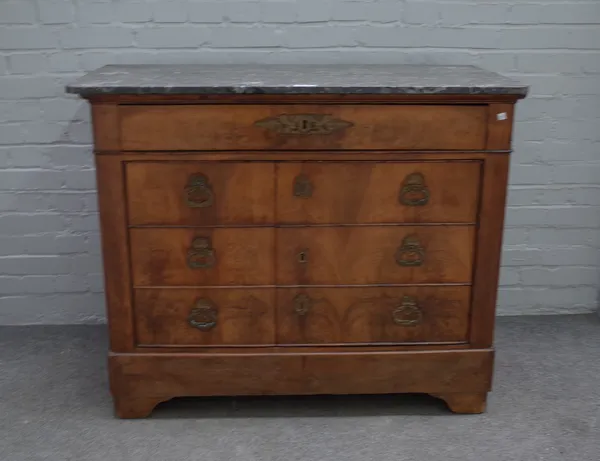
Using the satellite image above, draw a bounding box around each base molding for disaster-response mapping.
[109,348,493,418]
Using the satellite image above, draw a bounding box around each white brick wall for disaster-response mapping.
[0,0,599,324]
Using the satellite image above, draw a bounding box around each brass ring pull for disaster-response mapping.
[188,298,217,331]
[392,296,422,326]
[293,174,313,198]
[293,293,312,316]
[187,237,216,269]
[185,174,214,208]
[395,235,425,267]
[399,172,429,206]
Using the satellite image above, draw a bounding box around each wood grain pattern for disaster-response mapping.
[126,161,275,226]
[486,103,515,150]
[112,395,170,419]
[276,286,471,345]
[130,228,274,286]
[277,161,481,224]
[91,103,120,151]
[95,156,133,351]
[120,104,488,151]
[134,288,275,346]
[432,392,487,414]
[276,226,475,285]
[470,154,511,347]
[109,348,493,417]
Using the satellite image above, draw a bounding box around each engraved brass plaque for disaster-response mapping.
[255,114,353,135]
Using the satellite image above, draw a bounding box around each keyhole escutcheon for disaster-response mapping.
[297,249,309,264]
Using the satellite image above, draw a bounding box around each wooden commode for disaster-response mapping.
[67,65,527,418]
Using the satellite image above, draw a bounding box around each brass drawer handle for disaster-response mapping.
[399,172,429,206]
[187,237,216,269]
[395,235,425,267]
[254,114,353,135]
[188,298,217,331]
[293,293,313,316]
[293,174,313,198]
[392,296,422,326]
[185,174,214,208]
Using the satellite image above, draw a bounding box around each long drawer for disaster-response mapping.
[130,226,474,287]
[132,286,470,347]
[126,160,481,226]
[276,286,471,345]
[119,104,488,151]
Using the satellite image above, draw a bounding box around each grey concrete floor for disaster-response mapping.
[0,314,599,461]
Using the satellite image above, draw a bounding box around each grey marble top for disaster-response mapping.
[66,64,528,97]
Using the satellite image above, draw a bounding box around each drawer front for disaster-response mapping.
[120,105,487,151]
[277,286,470,345]
[130,228,274,286]
[276,226,474,285]
[277,161,481,224]
[127,162,274,226]
[134,288,274,346]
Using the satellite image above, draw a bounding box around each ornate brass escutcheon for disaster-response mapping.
[188,298,218,331]
[395,235,425,267]
[392,296,422,326]
[293,293,313,316]
[399,172,430,206]
[184,173,214,208]
[293,174,313,198]
[254,114,353,135]
[186,236,216,269]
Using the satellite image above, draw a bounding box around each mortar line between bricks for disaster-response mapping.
[2,2,600,319]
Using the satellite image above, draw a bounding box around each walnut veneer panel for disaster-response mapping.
[276,286,470,345]
[127,162,275,226]
[130,228,274,286]
[276,226,475,285]
[276,161,481,224]
[134,288,275,346]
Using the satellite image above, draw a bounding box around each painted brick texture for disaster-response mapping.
[0,0,599,323]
